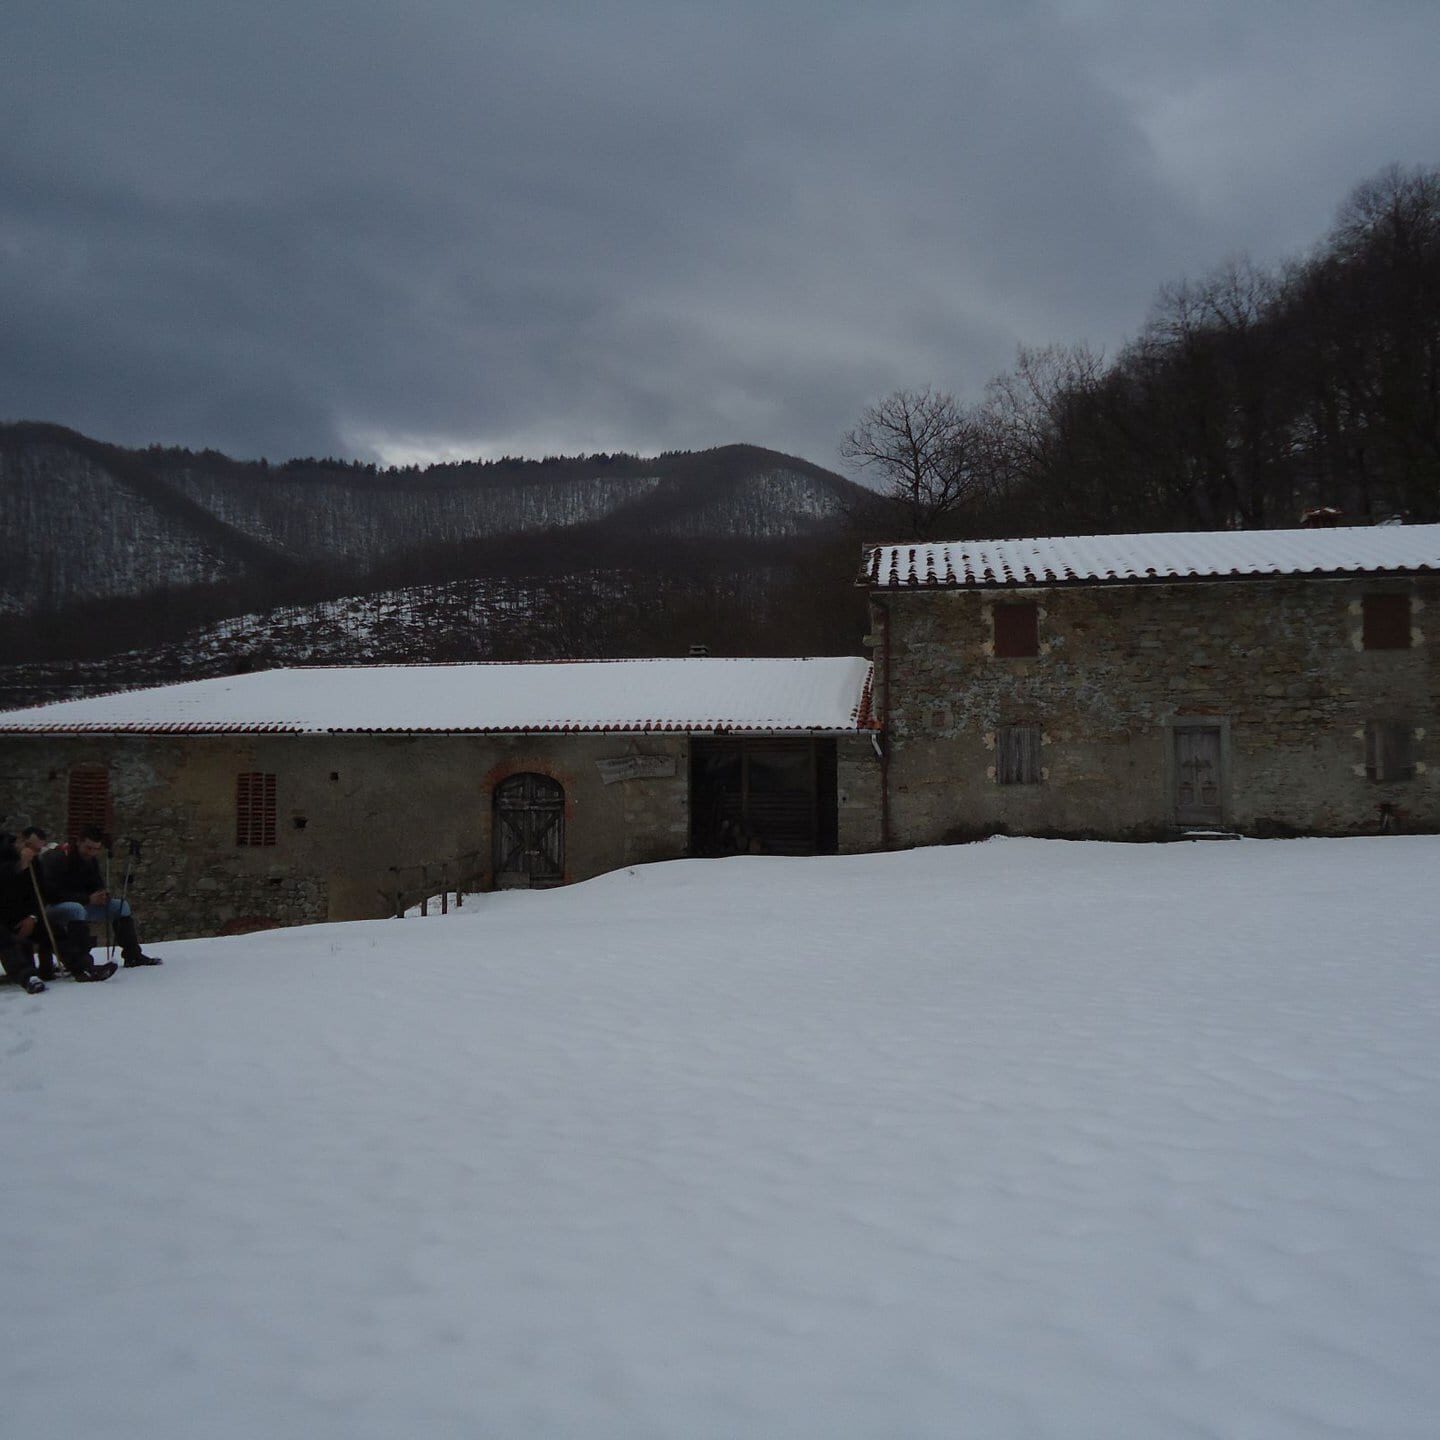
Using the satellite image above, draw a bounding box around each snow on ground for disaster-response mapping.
[5,837,1439,1439]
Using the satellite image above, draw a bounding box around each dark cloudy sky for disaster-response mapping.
[5,2,1438,470]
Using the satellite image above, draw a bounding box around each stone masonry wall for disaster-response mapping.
[873,575,1438,844]
[836,733,883,852]
[0,732,691,941]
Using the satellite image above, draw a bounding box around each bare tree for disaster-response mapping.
[840,387,988,538]
[981,344,1128,530]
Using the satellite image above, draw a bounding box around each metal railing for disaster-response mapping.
[384,849,486,919]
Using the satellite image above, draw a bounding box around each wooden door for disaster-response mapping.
[1174,727,1223,827]
[493,773,565,887]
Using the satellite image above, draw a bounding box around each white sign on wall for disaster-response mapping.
[596,755,678,785]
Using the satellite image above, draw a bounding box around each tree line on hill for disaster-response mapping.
[844,164,1440,539]
[6,163,1435,701]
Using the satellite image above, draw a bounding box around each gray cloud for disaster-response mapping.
[4,1,1438,469]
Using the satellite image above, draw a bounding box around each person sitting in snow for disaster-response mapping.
[41,826,162,968]
[20,826,119,982]
[0,833,49,994]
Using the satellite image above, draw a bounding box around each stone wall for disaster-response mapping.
[0,732,691,940]
[871,575,1438,843]
[836,733,884,852]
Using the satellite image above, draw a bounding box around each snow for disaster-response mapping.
[866,521,1440,588]
[5,837,1440,1438]
[0,656,873,735]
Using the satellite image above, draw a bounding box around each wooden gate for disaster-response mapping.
[492,773,565,887]
[1173,727,1223,827]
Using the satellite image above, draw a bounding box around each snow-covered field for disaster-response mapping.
[5,838,1438,1438]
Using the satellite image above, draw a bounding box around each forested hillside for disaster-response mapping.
[8,163,1437,707]
[0,429,862,615]
[0,432,872,705]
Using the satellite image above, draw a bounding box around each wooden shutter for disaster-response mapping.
[236,772,277,846]
[997,725,1042,784]
[1365,721,1414,782]
[1363,594,1410,650]
[994,602,1039,657]
[67,765,111,838]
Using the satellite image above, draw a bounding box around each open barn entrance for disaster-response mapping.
[690,738,837,857]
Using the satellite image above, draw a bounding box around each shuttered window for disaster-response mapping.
[67,765,111,838]
[236,772,278,846]
[1365,721,1414,782]
[1363,594,1411,650]
[994,602,1039,658]
[996,725,1042,785]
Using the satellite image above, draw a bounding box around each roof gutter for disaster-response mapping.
[871,595,892,850]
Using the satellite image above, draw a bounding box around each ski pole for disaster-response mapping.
[117,839,139,927]
[28,863,64,975]
[104,846,114,964]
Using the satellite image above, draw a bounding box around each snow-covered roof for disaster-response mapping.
[863,523,1440,589]
[0,657,876,736]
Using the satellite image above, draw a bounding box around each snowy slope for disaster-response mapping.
[4,838,1438,1439]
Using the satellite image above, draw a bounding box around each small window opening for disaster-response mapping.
[994,602,1039,658]
[996,725,1043,785]
[236,772,278,846]
[67,765,111,839]
[1365,721,1414,782]
[1363,594,1411,650]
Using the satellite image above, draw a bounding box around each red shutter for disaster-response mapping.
[1363,594,1410,650]
[236,773,277,846]
[67,766,111,839]
[994,602,1039,657]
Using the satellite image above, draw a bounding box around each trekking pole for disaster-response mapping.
[104,844,114,964]
[28,863,64,976]
[117,838,140,923]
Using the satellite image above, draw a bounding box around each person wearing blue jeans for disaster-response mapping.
[39,826,162,968]
[14,829,118,984]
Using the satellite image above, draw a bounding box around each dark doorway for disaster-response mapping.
[690,738,837,857]
[493,773,565,887]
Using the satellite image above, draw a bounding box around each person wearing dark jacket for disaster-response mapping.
[0,833,48,993]
[21,828,118,982]
[40,827,162,967]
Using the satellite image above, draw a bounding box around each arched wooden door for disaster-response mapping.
[492,773,565,887]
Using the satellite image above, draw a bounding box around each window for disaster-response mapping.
[1363,594,1411,650]
[236,772,277,846]
[996,725,1042,785]
[67,765,111,838]
[1365,721,1414,782]
[994,602,1039,657]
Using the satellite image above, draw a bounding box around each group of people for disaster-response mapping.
[0,826,162,995]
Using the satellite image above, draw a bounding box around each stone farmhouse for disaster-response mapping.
[0,658,880,939]
[0,522,1436,941]
[861,524,1439,845]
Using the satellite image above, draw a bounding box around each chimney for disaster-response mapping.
[1300,506,1344,528]
[688,644,710,657]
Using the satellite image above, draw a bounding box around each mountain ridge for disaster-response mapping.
[0,422,867,616]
